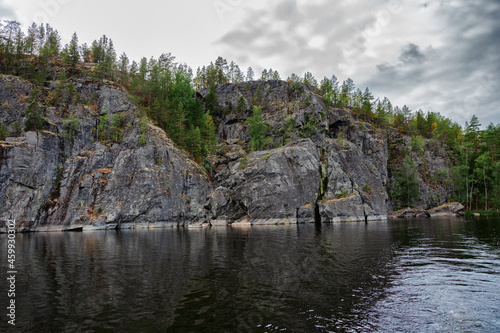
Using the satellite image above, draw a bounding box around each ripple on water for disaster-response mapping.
[371,229,500,333]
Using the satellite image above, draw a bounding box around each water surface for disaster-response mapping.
[1,217,499,332]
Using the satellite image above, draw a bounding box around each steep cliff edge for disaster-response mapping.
[0,76,454,230]
[199,80,453,224]
[0,75,212,231]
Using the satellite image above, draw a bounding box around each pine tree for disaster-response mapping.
[320,76,333,95]
[203,114,217,156]
[246,67,254,81]
[271,69,281,80]
[69,32,80,69]
[391,155,420,208]
[360,87,373,120]
[303,71,317,89]
[25,23,38,56]
[340,78,354,107]
[118,52,129,85]
[23,88,46,131]
[246,105,268,151]
[261,69,268,80]
[205,82,219,116]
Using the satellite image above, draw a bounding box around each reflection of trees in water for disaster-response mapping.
[14,219,496,332]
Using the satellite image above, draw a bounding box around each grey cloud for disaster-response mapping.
[399,43,425,64]
[376,63,395,73]
[0,0,16,19]
[216,0,386,76]
[363,0,500,125]
[215,0,500,125]
[275,0,301,21]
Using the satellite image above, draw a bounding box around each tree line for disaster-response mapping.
[0,21,216,163]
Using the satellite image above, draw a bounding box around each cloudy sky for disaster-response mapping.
[1,0,499,126]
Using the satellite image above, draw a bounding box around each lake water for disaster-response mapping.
[1,217,500,332]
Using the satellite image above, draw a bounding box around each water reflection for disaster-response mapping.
[0,217,499,332]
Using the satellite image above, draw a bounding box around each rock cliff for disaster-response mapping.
[0,75,212,231]
[0,76,454,230]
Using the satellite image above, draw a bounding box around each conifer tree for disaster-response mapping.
[118,52,129,85]
[67,32,80,74]
[205,82,219,115]
[246,105,268,151]
[23,88,46,131]
[391,155,420,208]
[246,67,254,81]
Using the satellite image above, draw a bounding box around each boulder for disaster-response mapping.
[427,202,465,217]
[220,139,320,224]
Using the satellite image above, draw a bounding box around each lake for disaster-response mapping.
[1,217,499,332]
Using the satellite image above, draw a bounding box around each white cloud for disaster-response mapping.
[308,35,327,50]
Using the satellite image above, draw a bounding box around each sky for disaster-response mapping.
[1,0,499,127]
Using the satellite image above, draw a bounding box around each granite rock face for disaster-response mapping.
[319,137,388,223]
[0,76,456,231]
[208,139,321,225]
[0,76,212,231]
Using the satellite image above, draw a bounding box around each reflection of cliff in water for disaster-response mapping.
[1,218,499,332]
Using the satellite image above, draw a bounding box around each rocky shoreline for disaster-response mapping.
[388,202,466,219]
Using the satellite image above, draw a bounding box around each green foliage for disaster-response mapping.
[10,121,21,137]
[54,164,63,191]
[391,156,420,208]
[288,81,302,99]
[363,184,371,193]
[432,169,450,184]
[202,114,217,156]
[23,88,46,131]
[299,114,319,139]
[236,96,246,112]
[252,86,263,106]
[359,87,374,120]
[324,91,334,106]
[246,105,268,151]
[193,56,233,89]
[239,154,249,170]
[185,126,202,158]
[337,189,348,199]
[138,116,148,146]
[0,122,8,141]
[303,71,318,89]
[110,114,124,143]
[279,115,295,146]
[96,114,109,142]
[263,136,274,150]
[305,95,311,106]
[410,135,425,156]
[3,18,500,199]
[63,115,79,141]
[51,72,76,107]
[95,113,125,144]
[465,210,500,217]
[204,82,219,115]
